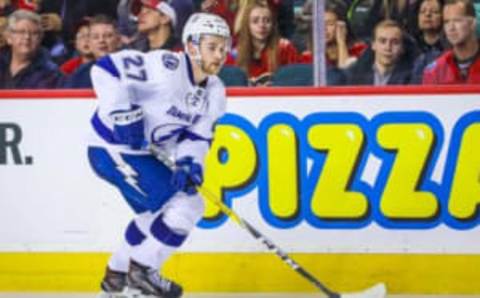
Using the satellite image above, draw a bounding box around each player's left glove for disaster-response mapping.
[110,105,144,150]
[171,156,203,195]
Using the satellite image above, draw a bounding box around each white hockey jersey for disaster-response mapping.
[88,49,227,166]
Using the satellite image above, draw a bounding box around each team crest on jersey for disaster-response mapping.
[162,53,179,70]
[185,86,208,113]
[151,123,186,149]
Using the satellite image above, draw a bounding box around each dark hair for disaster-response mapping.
[410,0,444,35]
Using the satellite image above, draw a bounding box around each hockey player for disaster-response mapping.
[87,12,231,298]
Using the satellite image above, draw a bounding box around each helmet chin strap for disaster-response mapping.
[188,42,212,78]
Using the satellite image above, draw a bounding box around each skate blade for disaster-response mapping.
[340,282,387,298]
[125,287,173,298]
[97,290,134,298]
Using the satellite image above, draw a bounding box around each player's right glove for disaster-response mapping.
[110,104,144,150]
[171,156,203,195]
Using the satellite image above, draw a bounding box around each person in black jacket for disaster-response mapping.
[345,19,415,85]
[0,9,62,89]
[61,14,121,88]
[38,0,119,62]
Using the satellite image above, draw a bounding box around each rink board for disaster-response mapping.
[0,87,479,293]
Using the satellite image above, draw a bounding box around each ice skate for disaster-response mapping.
[97,266,131,298]
[126,259,183,298]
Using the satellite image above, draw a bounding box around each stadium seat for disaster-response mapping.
[272,64,347,86]
[218,66,249,87]
[271,64,314,86]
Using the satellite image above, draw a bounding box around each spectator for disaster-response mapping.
[117,0,193,46]
[127,0,180,51]
[16,0,70,64]
[345,19,414,85]
[59,19,93,74]
[0,9,61,89]
[196,0,295,39]
[38,0,119,62]
[415,0,446,52]
[411,0,449,83]
[423,0,480,83]
[228,1,298,86]
[297,1,367,69]
[62,14,121,88]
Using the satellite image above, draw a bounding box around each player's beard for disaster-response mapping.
[201,61,222,75]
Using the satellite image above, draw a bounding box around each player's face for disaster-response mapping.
[372,26,403,68]
[248,6,273,43]
[443,3,476,46]
[6,19,42,58]
[198,35,229,75]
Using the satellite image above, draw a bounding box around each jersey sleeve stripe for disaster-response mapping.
[91,111,119,144]
[95,55,121,79]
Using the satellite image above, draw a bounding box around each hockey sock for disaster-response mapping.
[108,220,146,272]
[130,215,187,269]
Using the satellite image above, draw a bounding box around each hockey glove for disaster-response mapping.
[110,105,145,150]
[171,156,203,195]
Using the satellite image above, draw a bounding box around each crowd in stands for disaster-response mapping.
[0,0,479,89]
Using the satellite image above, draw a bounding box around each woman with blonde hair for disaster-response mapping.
[228,0,298,85]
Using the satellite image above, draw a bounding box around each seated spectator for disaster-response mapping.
[16,0,70,64]
[62,14,121,88]
[59,19,93,74]
[415,0,446,53]
[345,19,414,85]
[423,0,480,84]
[411,0,448,83]
[127,0,181,51]
[117,0,193,46]
[196,0,295,41]
[0,9,62,89]
[227,1,298,86]
[297,0,367,69]
[37,0,119,64]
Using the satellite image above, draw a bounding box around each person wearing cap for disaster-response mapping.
[89,12,231,298]
[127,0,181,51]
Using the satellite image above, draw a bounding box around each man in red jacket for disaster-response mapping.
[423,0,480,84]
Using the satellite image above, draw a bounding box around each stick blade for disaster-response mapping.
[340,283,387,298]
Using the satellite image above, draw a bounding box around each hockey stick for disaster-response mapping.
[149,146,387,298]
[196,186,386,298]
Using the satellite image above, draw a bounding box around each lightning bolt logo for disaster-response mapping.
[117,162,147,196]
[109,150,147,197]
